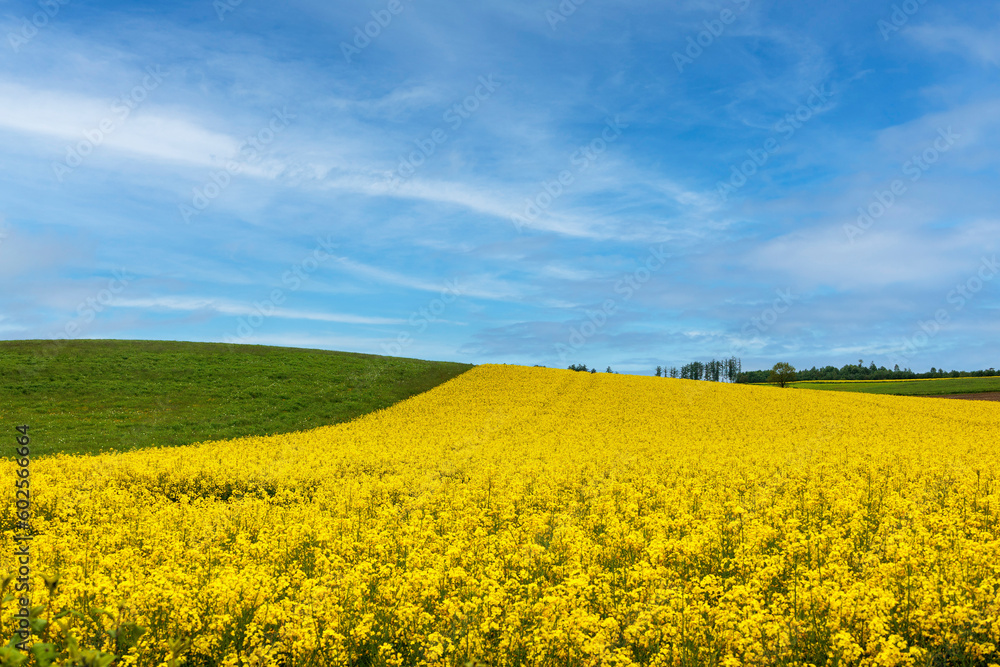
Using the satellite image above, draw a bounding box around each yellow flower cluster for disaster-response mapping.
[3,365,999,666]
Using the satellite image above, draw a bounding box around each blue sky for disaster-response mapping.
[1,0,998,373]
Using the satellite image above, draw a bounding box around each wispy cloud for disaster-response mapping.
[0,81,242,168]
[113,296,405,325]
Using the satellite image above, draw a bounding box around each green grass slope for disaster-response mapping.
[790,376,1000,396]
[0,339,473,458]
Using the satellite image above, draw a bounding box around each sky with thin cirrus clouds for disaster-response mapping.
[1,0,998,374]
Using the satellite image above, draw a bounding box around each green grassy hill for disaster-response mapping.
[0,339,473,458]
[790,376,1000,396]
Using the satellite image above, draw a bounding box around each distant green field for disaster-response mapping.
[0,339,473,458]
[789,376,1000,396]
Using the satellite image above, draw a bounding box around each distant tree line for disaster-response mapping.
[655,357,742,382]
[567,364,619,374]
[735,359,999,383]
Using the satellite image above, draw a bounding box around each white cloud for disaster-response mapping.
[329,256,526,302]
[908,23,1000,67]
[538,265,606,282]
[0,81,242,167]
[748,220,1000,291]
[320,174,611,239]
[112,296,405,325]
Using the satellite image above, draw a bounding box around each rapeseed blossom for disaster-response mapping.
[2,365,998,666]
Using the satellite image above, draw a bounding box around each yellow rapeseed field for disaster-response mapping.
[2,365,999,666]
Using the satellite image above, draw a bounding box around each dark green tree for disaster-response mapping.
[768,362,796,388]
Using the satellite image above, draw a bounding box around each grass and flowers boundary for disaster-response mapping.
[0,340,472,459]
